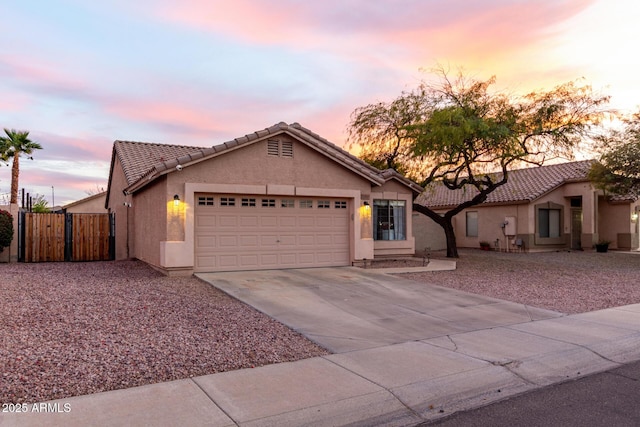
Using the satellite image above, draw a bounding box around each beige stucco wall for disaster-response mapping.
[121,136,416,273]
[168,136,373,193]
[107,157,134,260]
[451,204,529,251]
[132,178,168,268]
[0,204,19,263]
[64,193,108,213]
[412,212,446,252]
[598,198,639,250]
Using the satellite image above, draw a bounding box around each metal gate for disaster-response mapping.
[19,212,115,262]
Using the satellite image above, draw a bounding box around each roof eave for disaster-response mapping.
[124,122,388,194]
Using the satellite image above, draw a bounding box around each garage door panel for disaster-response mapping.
[315,234,332,245]
[219,235,238,247]
[279,216,296,227]
[196,236,216,248]
[261,254,278,265]
[196,256,216,268]
[316,217,333,227]
[296,253,314,264]
[278,235,296,246]
[333,235,349,245]
[196,216,216,228]
[195,195,349,272]
[260,216,278,227]
[218,216,238,228]
[260,235,278,247]
[316,252,334,263]
[298,217,315,227]
[280,253,298,264]
[239,216,259,227]
[219,255,239,268]
[239,235,259,247]
[240,254,259,266]
[297,234,315,245]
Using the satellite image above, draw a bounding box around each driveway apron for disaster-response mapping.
[197,267,562,353]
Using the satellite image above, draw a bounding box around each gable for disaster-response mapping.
[167,135,374,191]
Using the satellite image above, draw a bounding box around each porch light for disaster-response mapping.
[173,194,180,207]
[632,211,639,222]
[363,201,370,209]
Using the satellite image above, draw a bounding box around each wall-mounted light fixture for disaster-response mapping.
[173,194,180,207]
[632,211,639,222]
[363,201,370,207]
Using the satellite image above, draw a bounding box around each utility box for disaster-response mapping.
[504,216,516,236]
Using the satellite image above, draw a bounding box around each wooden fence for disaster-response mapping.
[20,212,115,262]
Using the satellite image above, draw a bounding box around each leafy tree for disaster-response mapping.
[0,129,43,204]
[588,111,640,197]
[0,209,13,252]
[349,68,609,257]
[31,194,51,213]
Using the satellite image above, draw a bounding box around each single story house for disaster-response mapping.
[415,160,640,252]
[106,122,422,275]
[63,191,108,214]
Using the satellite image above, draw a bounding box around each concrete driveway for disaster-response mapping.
[197,267,562,353]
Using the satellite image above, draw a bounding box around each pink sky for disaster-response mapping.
[1,0,638,205]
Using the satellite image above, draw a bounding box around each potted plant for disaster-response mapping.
[479,241,491,251]
[594,240,611,253]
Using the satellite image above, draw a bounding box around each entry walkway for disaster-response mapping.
[3,267,640,426]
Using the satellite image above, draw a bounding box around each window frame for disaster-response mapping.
[466,211,478,237]
[535,202,565,245]
[373,199,406,241]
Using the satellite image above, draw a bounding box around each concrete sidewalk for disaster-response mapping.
[3,268,640,426]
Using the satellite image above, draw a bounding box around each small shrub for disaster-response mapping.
[0,209,13,252]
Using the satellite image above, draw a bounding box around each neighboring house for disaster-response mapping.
[105,122,422,275]
[63,191,108,213]
[415,160,640,252]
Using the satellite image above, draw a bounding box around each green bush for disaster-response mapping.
[0,209,14,252]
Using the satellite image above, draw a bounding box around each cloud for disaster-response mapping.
[0,58,92,103]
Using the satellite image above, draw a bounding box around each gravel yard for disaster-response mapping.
[397,249,640,315]
[3,251,639,405]
[1,261,328,404]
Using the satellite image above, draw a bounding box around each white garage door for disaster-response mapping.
[194,194,350,272]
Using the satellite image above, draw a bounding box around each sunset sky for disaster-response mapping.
[1,0,638,205]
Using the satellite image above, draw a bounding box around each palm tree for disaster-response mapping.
[0,129,43,204]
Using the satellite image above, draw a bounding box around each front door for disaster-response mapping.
[571,208,582,250]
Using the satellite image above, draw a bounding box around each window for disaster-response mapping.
[220,197,235,206]
[300,200,313,209]
[261,199,276,207]
[197,196,214,206]
[334,201,347,209]
[241,198,256,207]
[535,202,564,245]
[466,212,478,237]
[539,208,561,238]
[373,200,406,241]
[281,199,294,208]
[318,200,330,209]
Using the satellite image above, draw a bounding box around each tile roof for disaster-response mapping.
[108,122,421,195]
[114,140,206,186]
[416,160,594,209]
